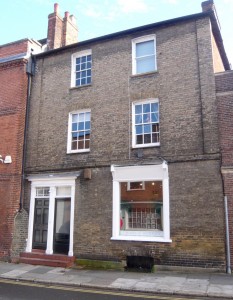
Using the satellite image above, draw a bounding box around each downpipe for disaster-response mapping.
[224,196,232,274]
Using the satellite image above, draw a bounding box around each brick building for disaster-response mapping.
[0,38,43,260]
[19,1,232,270]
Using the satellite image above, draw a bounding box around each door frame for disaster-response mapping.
[26,172,80,256]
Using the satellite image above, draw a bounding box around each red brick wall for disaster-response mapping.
[0,59,28,260]
[0,40,29,58]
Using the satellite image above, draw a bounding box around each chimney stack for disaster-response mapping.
[47,3,78,50]
[201,0,214,12]
[201,0,221,30]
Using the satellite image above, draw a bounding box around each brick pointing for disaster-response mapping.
[25,16,226,268]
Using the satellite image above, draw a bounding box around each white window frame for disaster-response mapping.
[132,98,160,148]
[67,109,91,154]
[132,35,157,75]
[71,49,92,88]
[111,163,171,242]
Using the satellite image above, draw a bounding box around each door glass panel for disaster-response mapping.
[54,199,71,254]
[56,186,71,197]
[55,200,71,234]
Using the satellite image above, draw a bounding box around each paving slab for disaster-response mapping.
[207,284,233,298]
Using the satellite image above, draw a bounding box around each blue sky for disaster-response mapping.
[1,0,232,67]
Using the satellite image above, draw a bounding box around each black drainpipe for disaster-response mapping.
[19,53,35,211]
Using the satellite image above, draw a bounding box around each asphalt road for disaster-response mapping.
[0,279,228,300]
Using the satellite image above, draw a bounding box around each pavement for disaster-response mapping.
[0,262,233,298]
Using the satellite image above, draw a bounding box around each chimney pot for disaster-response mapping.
[54,3,59,13]
[65,11,70,18]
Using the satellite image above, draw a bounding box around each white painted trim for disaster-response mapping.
[111,163,171,243]
[132,34,157,75]
[71,49,92,87]
[26,174,79,256]
[26,187,36,252]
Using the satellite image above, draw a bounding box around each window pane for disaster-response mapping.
[85,140,90,149]
[135,115,142,124]
[81,56,86,63]
[143,113,151,123]
[144,124,151,134]
[144,134,151,143]
[87,69,91,76]
[87,55,91,62]
[78,140,84,149]
[72,141,77,150]
[81,78,86,85]
[81,70,86,77]
[87,62,91,69]
[87,77,91,84]
[136,56,155,74]
[78,122,84,131]
[136,135,143,144]
[85,130,91,138]
[152,124,159,133]
[76,64,80,72]
[72,123,77,131]
[85,121,90,130]
[151,102,158,112]
[136,125,142,135]
[85,112,90,121]
[72,114,78,123]
[143,103,150,113]
[81,63,86,70]
[136,40,154,57]
[152,133,159,143]
[120,181,163,231]
[151,112,158,123]
[135,104,142,114]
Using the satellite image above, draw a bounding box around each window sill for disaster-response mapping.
[70,83,92,90]
[131,71,158,78]
[67,149,90,154]
[111,236,172,243]
[132,143,160,149]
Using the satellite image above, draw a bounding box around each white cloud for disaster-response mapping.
[117,0,149,13]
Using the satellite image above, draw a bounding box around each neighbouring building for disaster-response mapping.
[0,38,43,260]
[216,70,233,272]
[0,3,77,261]
[17,1,232,271]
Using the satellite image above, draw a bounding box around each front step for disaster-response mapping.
[19,251,75,268]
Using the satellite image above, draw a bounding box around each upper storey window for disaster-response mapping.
[132,35,157,75]
[132,99,160,148]
[71,50,92,87]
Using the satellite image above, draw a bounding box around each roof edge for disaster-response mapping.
[34,12,209,58]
